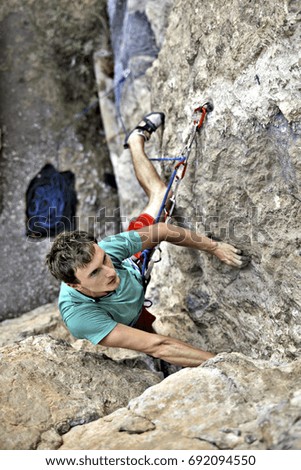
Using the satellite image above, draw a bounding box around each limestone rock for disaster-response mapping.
[95,0,174,225]
[0,334,161,450]
[147,0,301,362]
[0,303,70,348]
[98,0,301,364]
[60,353,301,450]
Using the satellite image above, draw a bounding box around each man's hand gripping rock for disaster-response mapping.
[210,241,250,268]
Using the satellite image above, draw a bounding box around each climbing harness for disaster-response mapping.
[138,102,213,291]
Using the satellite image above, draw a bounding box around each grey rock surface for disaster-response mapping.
[60,353,301,450]
[146,0,301,363]
[98,0,301,363]
[95,0,174,225]
[0,333,161,450]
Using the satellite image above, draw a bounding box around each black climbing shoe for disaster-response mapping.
[124,112,165,149]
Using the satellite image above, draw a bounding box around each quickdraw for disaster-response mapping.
[139,102,213,291]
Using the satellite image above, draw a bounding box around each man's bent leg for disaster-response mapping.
[127,133,168,220]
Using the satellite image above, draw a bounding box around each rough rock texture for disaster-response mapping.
[98,0,301,362]
[0,332,161,450]
[94,0,173,225]
[0,0,119,320]
[60,353,301,450]
[147,0,301,362]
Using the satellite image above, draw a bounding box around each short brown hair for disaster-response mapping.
[46,231,98,284]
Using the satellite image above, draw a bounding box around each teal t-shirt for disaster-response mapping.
[58,230,144,345]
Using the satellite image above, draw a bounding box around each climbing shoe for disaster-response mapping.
[124,112,165,149]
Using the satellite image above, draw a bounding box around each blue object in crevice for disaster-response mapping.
[26,163,77,238]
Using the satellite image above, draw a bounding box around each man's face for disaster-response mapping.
[69,244,120,297]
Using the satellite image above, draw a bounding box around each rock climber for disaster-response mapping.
[46,112,248,368]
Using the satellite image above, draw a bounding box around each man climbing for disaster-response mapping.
[46,112,247,368]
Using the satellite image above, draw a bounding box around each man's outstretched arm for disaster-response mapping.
[137,222,247,267]
[99,323,215,367]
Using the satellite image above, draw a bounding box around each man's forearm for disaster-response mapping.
[160,223,218,252]
[139,222,218,253]
[137,222,244,267]
[100,323,214,368]
[151,334,215,367]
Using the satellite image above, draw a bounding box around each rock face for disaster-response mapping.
[94,0,173,223]
[0,324,161,450]
[148,0,301,363]
[98,0,301,363]
[60,353,301,450]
